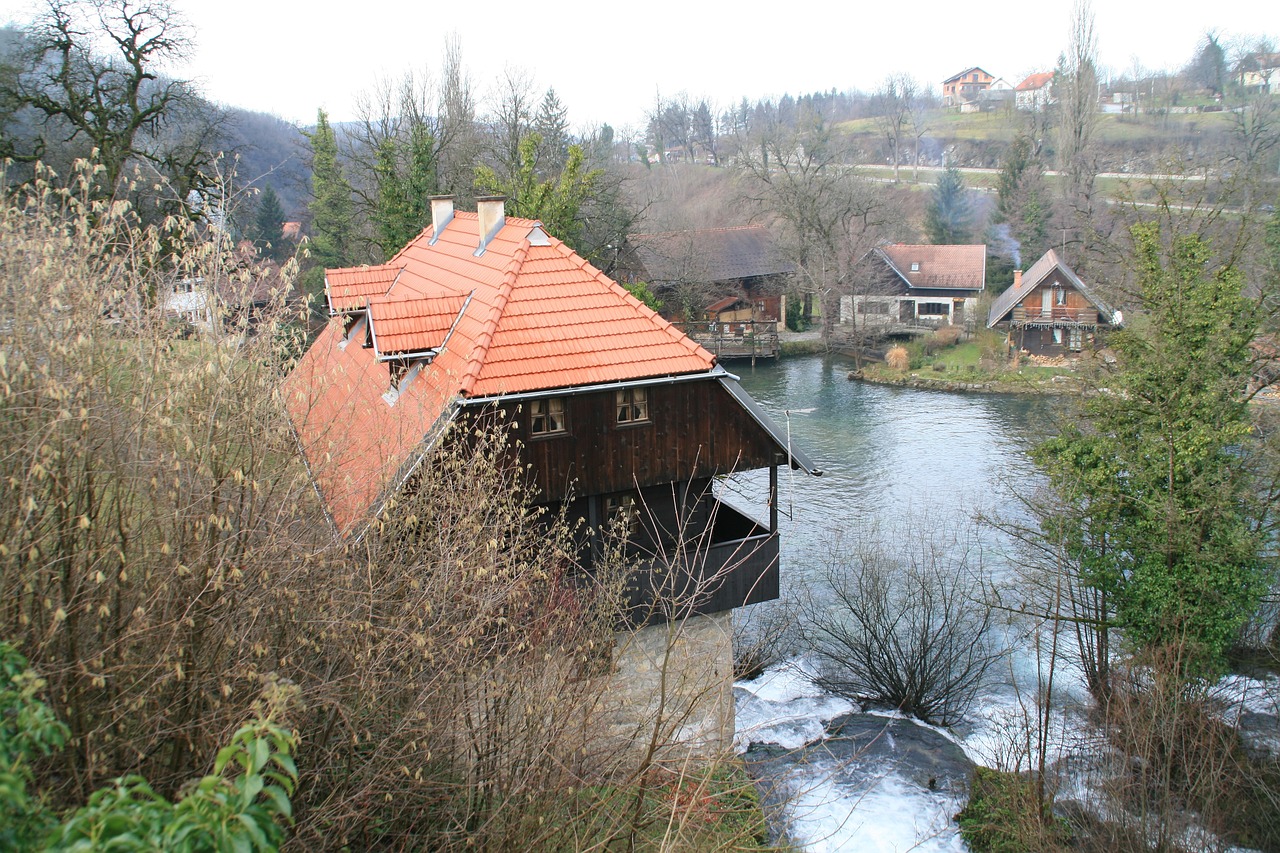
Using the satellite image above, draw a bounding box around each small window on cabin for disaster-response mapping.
[605,493,640,538]
[531,397,566,436]
[616,387,649,424]
[1055,287,1066,306]
[910,262,920,272]
[1069,328,1084,351]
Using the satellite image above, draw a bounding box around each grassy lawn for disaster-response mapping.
[860,333,1076,392]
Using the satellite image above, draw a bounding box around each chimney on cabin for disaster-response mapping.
[429,195,454,244]
[1013,269,1023,290]
[475,195,506,256]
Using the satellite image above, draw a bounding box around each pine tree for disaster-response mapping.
[1033,223,1267,679]
[305,109,354,296]
[924,165,972,245]
[532,87,569,175]
[372,124,439,255]
[251,185,287,261]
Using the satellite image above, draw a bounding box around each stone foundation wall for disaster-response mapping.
[595,611,735,761]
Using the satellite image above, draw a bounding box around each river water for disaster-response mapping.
[722,355,1067,852]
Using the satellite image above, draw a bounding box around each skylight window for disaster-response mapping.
[911,263,920,272]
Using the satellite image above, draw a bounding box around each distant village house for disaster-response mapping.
[841,244,987,330]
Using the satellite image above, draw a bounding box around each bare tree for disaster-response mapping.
[871,74,916,183]
[799,524,1003,726]
[1054,0,1102,263]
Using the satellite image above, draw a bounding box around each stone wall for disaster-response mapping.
[595,611,736,762]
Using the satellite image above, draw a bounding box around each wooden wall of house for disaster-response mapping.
[1020,282,1094,316]
[491,379,782,502]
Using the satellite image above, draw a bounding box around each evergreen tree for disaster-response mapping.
[372,123,439,255]
[250,185,287,261]
[994,134,1050,263]
[474,132,602,255]
[532,87,569,174]
[1033,223,1268,680]
[924,165,972,245]
[305,109,354,296]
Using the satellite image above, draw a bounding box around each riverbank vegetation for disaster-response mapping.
[0,169,779,851]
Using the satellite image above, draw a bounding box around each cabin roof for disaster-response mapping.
[284,210,740,536]
[628,225,794,285]
[876,244,987,292]
[986,248,1120,328]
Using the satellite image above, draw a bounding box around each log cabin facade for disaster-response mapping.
[986,249,1122,356]
[283,197,818,622]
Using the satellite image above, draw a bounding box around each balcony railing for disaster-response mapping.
[623,501,779,623]
[1011,306,1099,326]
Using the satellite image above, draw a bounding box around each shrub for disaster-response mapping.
[799,525,1002,726]
[885,345,910,371]
[956,768,1071,853]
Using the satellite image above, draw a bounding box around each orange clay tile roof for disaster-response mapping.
[877,244,987,292]
[284,211,717,537]
[326,264,401,314]
[1016,72,1055,91]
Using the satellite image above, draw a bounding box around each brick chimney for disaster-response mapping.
[429,195,453,244]
[474,195,506,256]
[1013,269,1023,290]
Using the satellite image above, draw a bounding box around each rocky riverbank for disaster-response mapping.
[848,367,1080,396]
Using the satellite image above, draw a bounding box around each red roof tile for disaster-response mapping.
[1016,72,1055,91]
[877,244,987,292]
[286,210,717,536]
[325,264,401,314]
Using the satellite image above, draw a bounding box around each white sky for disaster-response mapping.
[0,0,1272,133]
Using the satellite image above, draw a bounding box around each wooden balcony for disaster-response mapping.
[1011,306,1100,327]
[673,321,780,361]
[623,501,779,623]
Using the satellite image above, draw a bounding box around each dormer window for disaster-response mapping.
[382,357,426,406]
[531,397,566,436]
[616,387,649,424]
[339,314,368,351]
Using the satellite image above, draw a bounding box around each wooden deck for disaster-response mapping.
[674,321,780,362]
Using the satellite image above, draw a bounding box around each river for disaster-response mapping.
[722,354,1068,852]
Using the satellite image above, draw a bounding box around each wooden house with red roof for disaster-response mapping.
[284,196,819,622]
[841,244,986,332]
[987,249,1122,356]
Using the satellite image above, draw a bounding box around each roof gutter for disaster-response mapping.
[458,366,732,406]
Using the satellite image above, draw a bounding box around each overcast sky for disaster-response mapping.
[0,0,1271,132]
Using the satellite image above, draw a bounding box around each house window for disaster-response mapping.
[910,262,920,272]
[530,397,565,435]
[616,387,649,424]
[917,302,950,317]
[1055,287,1066,306]
[1069,328,1084,351]
[605,493,640,537]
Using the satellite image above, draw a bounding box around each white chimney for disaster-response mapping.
[474,196,506,256]
[429,195,454,244]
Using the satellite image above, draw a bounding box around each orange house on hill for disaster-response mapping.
[943,67,995,106]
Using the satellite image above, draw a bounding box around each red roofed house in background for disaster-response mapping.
[840,243,987,332]
[284,196,819,751]
[1016,72,1056,112]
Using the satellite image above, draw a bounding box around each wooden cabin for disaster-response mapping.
[986,249,1122,356]
[285,196,819,620]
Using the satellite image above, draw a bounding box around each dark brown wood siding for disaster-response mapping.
[491,379,781,502]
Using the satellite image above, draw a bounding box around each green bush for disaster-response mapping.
[956,768,1070,853]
